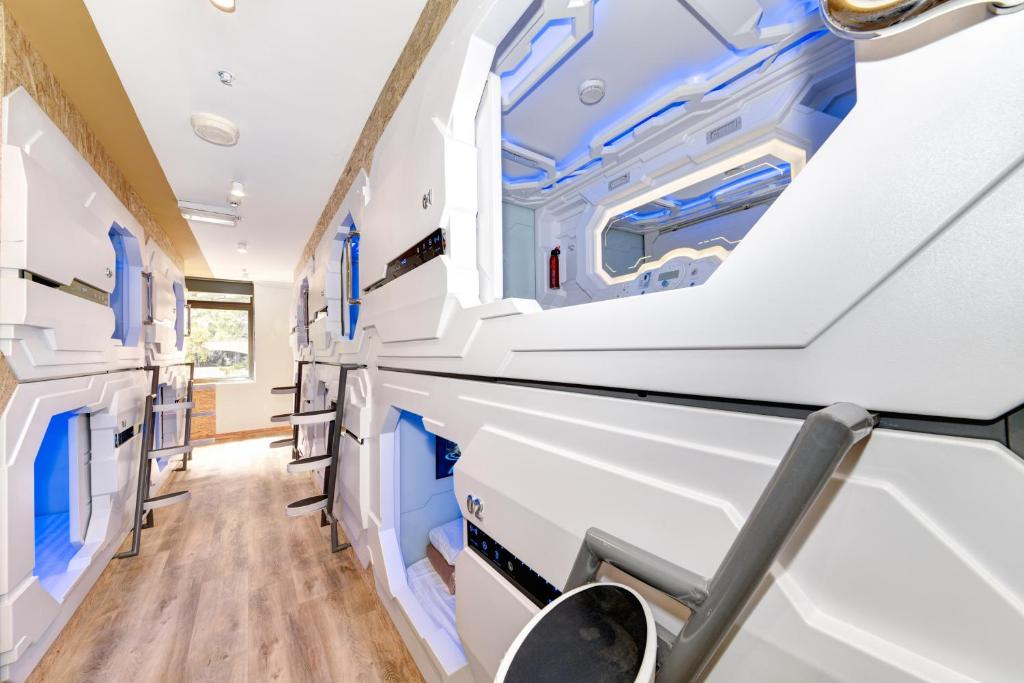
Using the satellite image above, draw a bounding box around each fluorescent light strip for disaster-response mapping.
[181,212,237,227]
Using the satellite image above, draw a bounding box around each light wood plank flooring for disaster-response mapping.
[28,437,423,683]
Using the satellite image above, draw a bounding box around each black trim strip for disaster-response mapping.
[377,366,1018,451]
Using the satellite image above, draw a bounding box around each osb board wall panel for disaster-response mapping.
[191,385,217,441]
[0,6,183,269]
[297,0,460,275]
[0,353,15,414]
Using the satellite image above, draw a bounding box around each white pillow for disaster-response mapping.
[429,518,465,565]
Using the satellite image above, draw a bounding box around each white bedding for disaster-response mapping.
[407,557,459,645]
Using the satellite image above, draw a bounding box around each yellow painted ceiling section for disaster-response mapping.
[4,0,212,276]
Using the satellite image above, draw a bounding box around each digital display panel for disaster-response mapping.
[467,522,562,607]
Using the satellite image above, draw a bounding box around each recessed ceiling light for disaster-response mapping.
[237,241,248,254]
[210,0,236,13]
[579,79,606,106]
[217,69,234,86]
[190,112,240,146]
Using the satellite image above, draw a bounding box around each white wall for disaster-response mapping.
[215,282,293,433]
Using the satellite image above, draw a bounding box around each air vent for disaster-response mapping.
[190,112,240,146]
[706,117,742,145]
[608,174,630,191]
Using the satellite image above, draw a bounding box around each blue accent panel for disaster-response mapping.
[823,89,857,119]
[348,226,360,341]
[108,222,143,347]
[173,281,185,351]
[33,410,83,585]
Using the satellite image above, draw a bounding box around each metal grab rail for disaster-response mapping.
[564,402,877,682]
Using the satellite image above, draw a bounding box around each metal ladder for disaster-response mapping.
[116,362,214,559]
[274,361,364,553]
[562,403,878,682]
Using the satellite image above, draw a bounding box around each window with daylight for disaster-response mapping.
[184,277,254,381]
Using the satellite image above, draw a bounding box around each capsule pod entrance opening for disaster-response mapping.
[32,409,90,600]
[377,407,468,676]
[1,370,148,681]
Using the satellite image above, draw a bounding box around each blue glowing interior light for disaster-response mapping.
[500,18,576,90]
[348,224,360,341]
[611,163,792,231]
[603,100,686,149]
[108,222,143,347]
[706,30,831,98]
[623,207,671,222]
[758,0,820,28]
[34,410,83,588]
[555,157,603,185]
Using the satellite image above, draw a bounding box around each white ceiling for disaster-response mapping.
[85,0,427,282]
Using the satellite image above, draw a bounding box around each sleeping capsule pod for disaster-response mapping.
[0,88,150,682]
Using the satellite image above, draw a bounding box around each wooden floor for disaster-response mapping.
[28,438,423,683]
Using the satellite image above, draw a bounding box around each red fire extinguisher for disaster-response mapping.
[549,246,561,290]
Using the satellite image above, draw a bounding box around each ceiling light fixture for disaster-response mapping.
[217,69,234,86]
[229,181,245,198]
[181,212,237,227]
[237,241,248,254]
[178,200,240,227]
[210,0,236,13]
[579,79,606,106]
[190,112,240,146]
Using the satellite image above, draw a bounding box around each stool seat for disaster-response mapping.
[498,583,656,683]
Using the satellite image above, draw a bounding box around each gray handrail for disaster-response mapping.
[564,402,876,681]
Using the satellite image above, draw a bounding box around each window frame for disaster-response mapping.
[185,278,255,383]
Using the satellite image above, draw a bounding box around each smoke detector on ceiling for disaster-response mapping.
[579,79,606,106]
[190,112,239,146]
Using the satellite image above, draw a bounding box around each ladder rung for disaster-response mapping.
[149,445,192,460]
[286,454,331,473]
[191,411,215,418]
[143,491,191,511]
[271,386,296,395]
[151,402,195,413]
[286,494,328,517]
[289,409,334,426]
[270,413,292,423]
[270,438,295,449]
[190,438,215,447]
